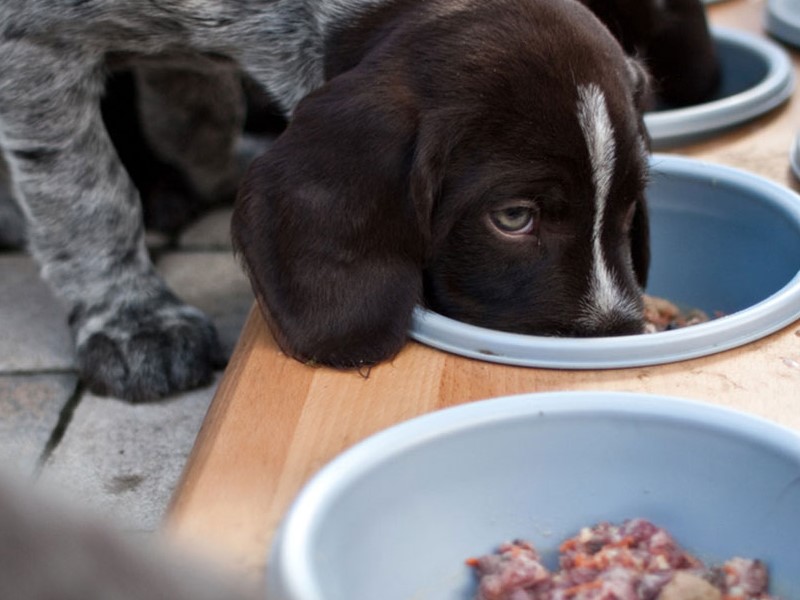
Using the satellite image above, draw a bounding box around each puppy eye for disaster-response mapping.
[488,205,537,235]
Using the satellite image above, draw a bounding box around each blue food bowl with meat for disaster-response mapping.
[267,391,800,600]
[409,154,800,369]
[645,27,795,149]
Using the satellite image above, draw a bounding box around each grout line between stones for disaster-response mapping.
[0,368,77,377]
[33,380,86,478]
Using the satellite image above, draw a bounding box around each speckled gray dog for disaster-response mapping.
[0,0,386,401]
[0,0,718,402]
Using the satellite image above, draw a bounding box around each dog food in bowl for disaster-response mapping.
[642,295,710,333]
[468,518,775,600]
[266,392,800,600]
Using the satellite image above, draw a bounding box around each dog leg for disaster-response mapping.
[0,43,224,402]
[102,61,246,234]
[134,60,246,206]
[0,155,26,249]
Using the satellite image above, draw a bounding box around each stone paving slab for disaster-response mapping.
[38,376,219,531]
[0,373,78,476]
[0,254,75,371]
[178,207,235,250]
[1,190,252,532]
[0,247,251,530]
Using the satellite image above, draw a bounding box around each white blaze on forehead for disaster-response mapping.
[576,83,639,327]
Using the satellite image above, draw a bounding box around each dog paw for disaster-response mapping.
[74,302,226,402]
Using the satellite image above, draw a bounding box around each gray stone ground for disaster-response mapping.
[0,186,254,531]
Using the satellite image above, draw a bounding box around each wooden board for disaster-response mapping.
[166,0,800,579]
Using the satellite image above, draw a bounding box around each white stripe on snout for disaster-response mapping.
[576,84,639,328]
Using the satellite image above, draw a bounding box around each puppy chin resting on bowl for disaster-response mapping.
[0,0,718,401]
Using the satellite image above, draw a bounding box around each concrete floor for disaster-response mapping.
[0,203,254,532]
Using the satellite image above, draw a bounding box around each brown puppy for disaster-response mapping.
[233,0,667,368]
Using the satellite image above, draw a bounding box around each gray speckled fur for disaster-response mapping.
[0,0,383,401]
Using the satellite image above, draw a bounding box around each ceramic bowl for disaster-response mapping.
[409,155,800,369]
[645,27,795,148]
[268,391,800,600]
[766,0,800,48]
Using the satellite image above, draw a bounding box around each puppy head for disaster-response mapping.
[417,0,651,337]
[232,0,651,367]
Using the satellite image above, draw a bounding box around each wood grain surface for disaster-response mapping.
[166,0,800,580]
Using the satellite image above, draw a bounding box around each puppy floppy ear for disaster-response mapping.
[630,193,650,289]
[232,72,428,368]
[624,57,652,289]
[409,108,463,250]
[625,56,654,113]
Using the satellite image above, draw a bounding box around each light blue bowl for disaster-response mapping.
[645,27,795,148]
[267,391,800,600]
[410,155,800,369]
[766,0,800,48]
[792,133,800,180]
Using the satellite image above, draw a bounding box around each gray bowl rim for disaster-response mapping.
[766,0,800,48]
[644,26,795,144]
[407,154,800,369]
[792,132,800,180]
[269,391,800,600]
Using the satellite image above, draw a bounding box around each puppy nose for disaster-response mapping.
[579,310,645,337]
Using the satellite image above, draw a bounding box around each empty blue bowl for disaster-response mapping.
[766,0,800,48]
[409,155,800,368]
[645,27,795,148]
[267,391,800,600]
